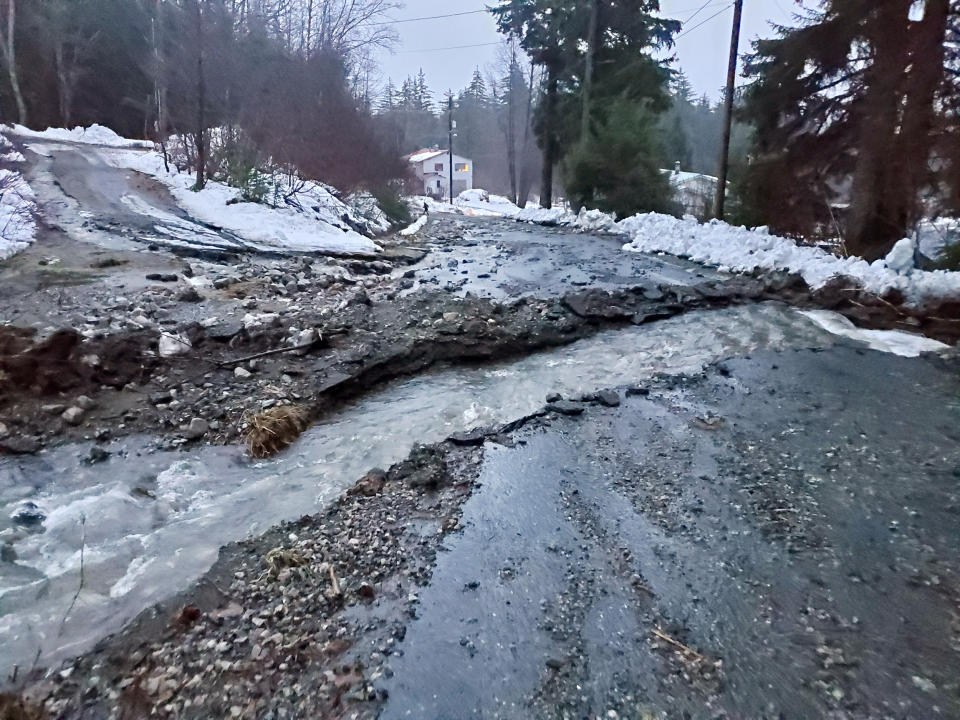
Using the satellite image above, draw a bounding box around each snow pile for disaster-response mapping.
[345,191,392,235]
[399,214,428,236]
[0,168,37,259]
[613,212,960,304]
[515,206,576,225]
[799,310,950,357]
[97,145,380,255]
[7,123,154,148]
[0,134,25,163]
[454,189,522,218]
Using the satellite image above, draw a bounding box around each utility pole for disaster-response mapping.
[714,0,743,221]
[448,95,455,204]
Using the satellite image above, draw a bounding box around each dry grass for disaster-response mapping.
[243,404,309,458]
[0,694,45,720]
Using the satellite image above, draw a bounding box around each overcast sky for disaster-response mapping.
[373,1,800,102]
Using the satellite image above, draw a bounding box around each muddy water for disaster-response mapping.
[1,304,844,679]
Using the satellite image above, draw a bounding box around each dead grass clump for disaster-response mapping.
[243,404,309,458]
[0,694,46,720]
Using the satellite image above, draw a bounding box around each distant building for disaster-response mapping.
[407,149,473,199]
[664,162,718,218]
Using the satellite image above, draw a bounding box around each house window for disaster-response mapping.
[434,163,444,172]
[436,180,442,189]
[455,163,469,172]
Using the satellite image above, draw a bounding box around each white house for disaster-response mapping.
[664,162,718,218]
[407,149,473,199]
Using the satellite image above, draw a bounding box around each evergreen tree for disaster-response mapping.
[377,78,397,113]
[742,0,954,258]
[565,100,677,218]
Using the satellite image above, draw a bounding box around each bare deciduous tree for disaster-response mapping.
[0,0,27,124]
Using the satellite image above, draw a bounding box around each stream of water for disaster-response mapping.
[0,303,849,679]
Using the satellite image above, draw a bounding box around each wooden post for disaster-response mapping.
[714,0,743,220]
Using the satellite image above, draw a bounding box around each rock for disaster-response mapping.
[442,312,460,323]
[85,446,111,464]
[595,390,621,407]
[547,400,585,416]
[149,390,174,405]
[0,436,40,454]
[562,290,633,320]
[294,328,320,354]
[178,287,203,303]
[448,428,489,446]
[206,320,244,342]
[213,276,239,290]
[11,501,45,526]
[625,386,649,396]
[390,444,449,489]
[545,392,562,403]
[183,418,209,440]
[351,288,371,306]
[41,403,66,415]
[61,406,86,425]
[158,333,192,358]
[75,395,96,410]
[348,468,387,496]
[0,422,7,438]
[146,273,179,282]
[234,366,252,379]
[545,657,567,670]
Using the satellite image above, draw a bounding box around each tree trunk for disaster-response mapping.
[846,0,912,260]
[517,64,537,208]
[194,0,207,189]
[540,65,558,209]
[504,47,518,205]
[895,0,950,229]
[2,0,27,125]
[580,0,599,140]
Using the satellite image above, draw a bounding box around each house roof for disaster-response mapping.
[408,149,446,163]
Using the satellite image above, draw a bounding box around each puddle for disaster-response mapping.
[1,303,845,678]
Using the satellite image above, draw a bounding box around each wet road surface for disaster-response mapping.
[379,346,960,719]
[402,216,726,299]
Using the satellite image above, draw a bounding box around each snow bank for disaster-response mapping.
[407,190,523,218]
[799,310,950,357]
[6,123,154,148]
[0,168,37,259]
[515,206,576,225]
[616,212,960,304]
[454,189,522,218]
[399,214,428,236]
[97,145,380,255]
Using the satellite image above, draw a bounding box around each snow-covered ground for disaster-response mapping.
[0,137,37,259]
[409,189,523,218]
[7,123,153,149]
[799,310,951,357]
[96,145,382,255]
[513,205,960,305]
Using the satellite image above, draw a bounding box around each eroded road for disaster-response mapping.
[1,153,958,719]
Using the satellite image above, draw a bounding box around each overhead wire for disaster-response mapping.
[677,2,734,38]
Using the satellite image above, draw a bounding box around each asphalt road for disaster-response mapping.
[379,346,960,719]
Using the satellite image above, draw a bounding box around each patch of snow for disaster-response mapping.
[454,189,522,218]
[516,206,577,226]
[408,150,445,163]
[613,212,960,305]
[6,123,154,148]
[0,168,37,259]
[400,214,428,236]
[97,144,380,256]
[883,237,916,274]
[574,207,618,232]
[798,310,950,357]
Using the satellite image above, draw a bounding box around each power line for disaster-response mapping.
[678,2,734,38]
[399,41,501,54]
[684,0,716,24]
[375,9,488,26]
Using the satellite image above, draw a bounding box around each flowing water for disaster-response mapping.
[1,304,851,679]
